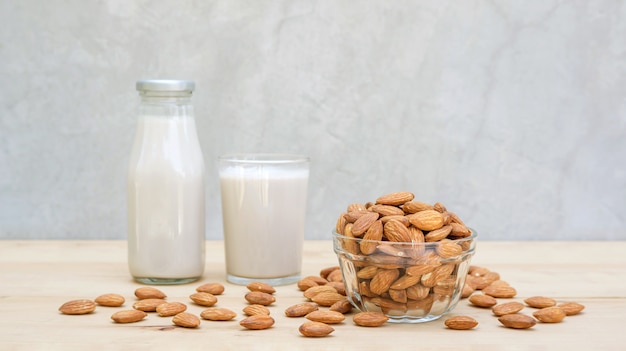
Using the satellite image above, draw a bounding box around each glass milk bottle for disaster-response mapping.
[127,80,205,284]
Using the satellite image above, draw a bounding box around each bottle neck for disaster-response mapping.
[138,91,194,118]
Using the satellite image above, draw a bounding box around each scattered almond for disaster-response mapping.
[243,304,270,316]
[444,316,478,330]
[132,298,166,312]
[305,310,346,324]
[95,293,125,307]
[329,299,353,314]
[244,291,276,306]
[558,302,585,316]
[196,283,225,295]
[320,266,341,280]
[59,299,96,315]
[311,292,346,307]
[285,303,319,317]
[172,312,201,328]
[353,312,388,327]
[299,321,335,337]
[524,296,557,309]
[134,287,166,300]
[483,285,517,298]
[156,302,187,317]
[492,302,525,316]
[200,307,237,321]
[246,281,276,294]
[304,285,338,300]
[240,315,275,330]
[468,294,497,308]
[498,313,536,329]
[533,306,566,323]
[111,309,147,323]
[189,292,218,307]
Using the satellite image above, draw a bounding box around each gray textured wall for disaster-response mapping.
[1,1,625,240]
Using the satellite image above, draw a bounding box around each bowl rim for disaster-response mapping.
[331,227,477,246]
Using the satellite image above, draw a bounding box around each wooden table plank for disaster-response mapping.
[0,240,625,350]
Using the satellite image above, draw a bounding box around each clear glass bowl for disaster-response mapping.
[332,229,477,323]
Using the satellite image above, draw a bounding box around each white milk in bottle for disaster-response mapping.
[127,80,205,284]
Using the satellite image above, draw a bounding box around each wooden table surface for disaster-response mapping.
[1,240,625,350]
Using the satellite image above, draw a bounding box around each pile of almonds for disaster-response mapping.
[334,192,476,318]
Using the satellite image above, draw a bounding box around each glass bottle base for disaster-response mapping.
[226,273,300,286]
[133,276,200,285]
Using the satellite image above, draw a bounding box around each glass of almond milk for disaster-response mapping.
[219,154,310,286]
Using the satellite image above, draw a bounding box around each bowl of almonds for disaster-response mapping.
[332,192,477,323]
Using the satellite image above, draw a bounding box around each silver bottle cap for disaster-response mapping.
[136,79,195,92]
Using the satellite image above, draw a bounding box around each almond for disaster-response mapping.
[319,266,340,280]
[360,220,383,254]
[376,192,414,206]
[390,274,421,290]
[243,304,270,316]
[356,265,379,279]
[284,303,319,317]
[524,296,557,309]
[132,298,166,312]
[329,299,353,314]
[111,309,147,323]
[380,215,410,226]
[196,283,225,295]
[336,213,347,234]
[200,307,237,321]
[558,302,585,316]
[156,302,187,317]
[189,292,218,307]
[498,313,536,329]
[297,278,320,291]
[311,292,346,307]
[327,281,347,296]
[244,291,276,306]
[370,268,400,295]
[433,202,447,213]
[408,210,444,231]
[383,220,412,242]
[353,311,389,327]
[240,315,275,330]
[533,306,566,323]
[461,282,475,298]
[444,315,478,330]
[449,222,471,238]
[172,312,201,328]
[134,287,166,300]
[304,285,338,300]
[59,299,96,315]
[326,269,343,283]
[406,284,430,300]
[483,285,517,298]
[468,294,497,308]
[94,293,125,307]
[436,239,462,258]
[402,201,434,214]
[369,204,405,217]
[351,212,380,236]
[492,302,525,316]
[299,321,335,337]
[246,281,276,294]
[347,203,367,212]
[305,310,346,324]
[424,225,452,242]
